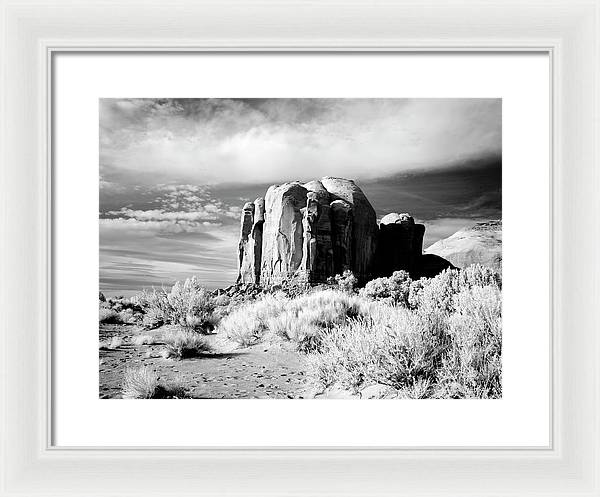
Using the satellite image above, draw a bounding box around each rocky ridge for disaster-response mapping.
[425,220,502,272]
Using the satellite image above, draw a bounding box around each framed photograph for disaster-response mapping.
[1,1,599,496]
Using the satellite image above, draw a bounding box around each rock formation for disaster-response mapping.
[237,177,379,285]
[235,176,489,286]
[320,177,378,280]
[424,220,502,272]
[237,198,265,284]
[259,183,308,285]
[376,213,425,277]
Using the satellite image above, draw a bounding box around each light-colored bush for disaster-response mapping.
[162,328,212,359]
[218,294,288,346]
[328,270,358,292]
[219,289,365,351]
[122,366,158,399]
[99,335,123,350]
[118,309,134,324]
[360,270,412,306]
[99,307,119,323]
[135,277,216,331]
[435,285,502,398]
[131,334,154,346]
[121,366,187,399]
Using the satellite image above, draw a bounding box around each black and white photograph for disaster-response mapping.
[99,98,502,400]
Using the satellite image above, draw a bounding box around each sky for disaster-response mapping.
[100,98,501,296]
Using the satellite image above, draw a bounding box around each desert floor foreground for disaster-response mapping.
[99,324,308,399]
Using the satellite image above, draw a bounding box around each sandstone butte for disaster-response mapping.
[236,177,500,286]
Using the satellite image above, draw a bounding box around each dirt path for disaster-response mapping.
[99,324,310,399]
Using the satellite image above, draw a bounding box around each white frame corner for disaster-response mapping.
[1,1,599,496]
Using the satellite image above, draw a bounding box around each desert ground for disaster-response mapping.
[99,323,308,399]
[99,263,502,400]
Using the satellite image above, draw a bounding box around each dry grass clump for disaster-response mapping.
[99,295,144,324]
[326,270,358,292]
[131,334,155,346]
[134,276,217,331]
[99,307,119,324]
[99,335,123,350]
[218,290,363,351]
[360,270,413,306]
[162,328,212,360]
[99,307,133,324]
[121,366,187,399]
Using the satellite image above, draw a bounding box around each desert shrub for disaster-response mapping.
[308,304,448,392]
[218,289,364,351]
[122,366,158,398]
[408,265,501,314]
[212,294,231,309]
[360,270,412,306]
[118,309,134,324]
[142,307,165,329]
[434,285,502,398]
[131,334,154,346]
[307,266,502,398]
[135,277,216,332]
[162,328,212,359]
[99,307,119,323]
[460,264,502,290]
[121,366,187,399]
[218,294,288,346]
[328,270,358,293]
[99,335,123,350]
[167,277,216,330]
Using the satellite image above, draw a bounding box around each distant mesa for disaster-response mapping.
[425,220,502,273]
[236,177,499,286]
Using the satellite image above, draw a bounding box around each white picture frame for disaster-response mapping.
[1,0,598,495]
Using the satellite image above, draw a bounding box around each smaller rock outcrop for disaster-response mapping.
[376,213,425,278]
[424,220,502,272]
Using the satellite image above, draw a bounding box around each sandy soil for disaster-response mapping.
[99,324,310,399]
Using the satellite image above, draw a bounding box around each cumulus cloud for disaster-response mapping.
[100,98,501,186]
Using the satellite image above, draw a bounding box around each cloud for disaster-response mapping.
[100,98,501,186]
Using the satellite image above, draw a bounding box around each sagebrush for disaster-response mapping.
[133,276,217,331]
[121,366,187,399]
[218,265,502,398]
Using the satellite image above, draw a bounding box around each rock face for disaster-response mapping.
[330,200,353,274]
[377,213,425,277]
[424,220,502,272]
[237,198,266,284]
[237,177,379,285]
[260,183,308,285]
[320,177,378,281]
[301,181,334,281]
